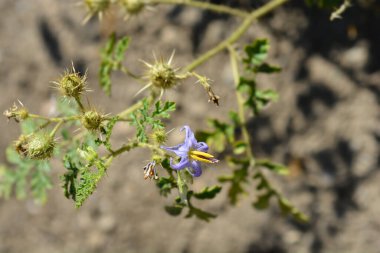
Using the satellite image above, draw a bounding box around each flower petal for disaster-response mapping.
[188,161,202,177]
[160,144,188,157]
[195,141,208,152]
[181,125,197,148]
[170,157,190,170]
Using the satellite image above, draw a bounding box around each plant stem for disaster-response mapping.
[185,0,288,72]
[74,97,85,113]
[228,46,254,164]
[148,0,249,18]
[29,114,81,122]
[50,120,64,137]
[116,101,142,119]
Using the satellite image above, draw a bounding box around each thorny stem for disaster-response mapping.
[147,0,249,18]
[184,0,288,72]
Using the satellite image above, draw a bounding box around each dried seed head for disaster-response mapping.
[14,135,29,156]
[54,67,87,99]
[149,61,177,89]
[120,0,145,15]
[25,133,55,160]
[81,109,103,131]
[4,101,29,122]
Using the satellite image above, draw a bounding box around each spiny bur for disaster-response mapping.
[24,133,55,160]
[54,67,87,99]
[81,109,103,131]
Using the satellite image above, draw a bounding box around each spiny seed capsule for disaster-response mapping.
[149,61,177,90]
[26,133,55,160]
[120,0,145,15]
[54,68,87,99]
[81,110,103,131]
[150,129,167,144]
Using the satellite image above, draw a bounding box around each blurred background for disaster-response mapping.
[0,0,380,252]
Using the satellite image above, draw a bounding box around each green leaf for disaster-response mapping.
[156,176,176,197]
[0,165,15,199]
[257,160,289,175]
[61,153,80,201]
[254,63,281,73]
[6,146,22,165]
[129,99,176,142]
[218,158,250,205]
[115,36,130,63]
[233,141,247,155]
[193,186,222,200]
[278,197,309,223]
[97,116,119,152]
[244,39,269,67]
[242,39,282,75]
[185,205,217,222]
[75,160,107,208]
[99,33,130,96]
[31,161,52,203]
[99,61,112,96]
[152,101,176,118]
[253,191,273,210]
[165,204,184,216]
[196,118,235,153]
[237,77,279,115]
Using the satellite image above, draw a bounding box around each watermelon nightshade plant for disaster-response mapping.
[1,0,350,222]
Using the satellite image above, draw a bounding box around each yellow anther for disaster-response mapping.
[189,150,218,164]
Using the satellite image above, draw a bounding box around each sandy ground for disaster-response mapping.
[1,0,380,252]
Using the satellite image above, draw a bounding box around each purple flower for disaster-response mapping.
[161,125,219,177]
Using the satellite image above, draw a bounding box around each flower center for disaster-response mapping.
[189,150,219,164]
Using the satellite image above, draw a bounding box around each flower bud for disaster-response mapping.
[120,0,145,15]
[26,133,55,160]
[81,110,103,131]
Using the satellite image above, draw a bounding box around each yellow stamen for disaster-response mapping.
[189,150,218,164]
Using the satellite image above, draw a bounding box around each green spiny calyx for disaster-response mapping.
[55,67,87,99]
[81,110,103,131]
[150,129,167,144]
[26,133,55,160]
